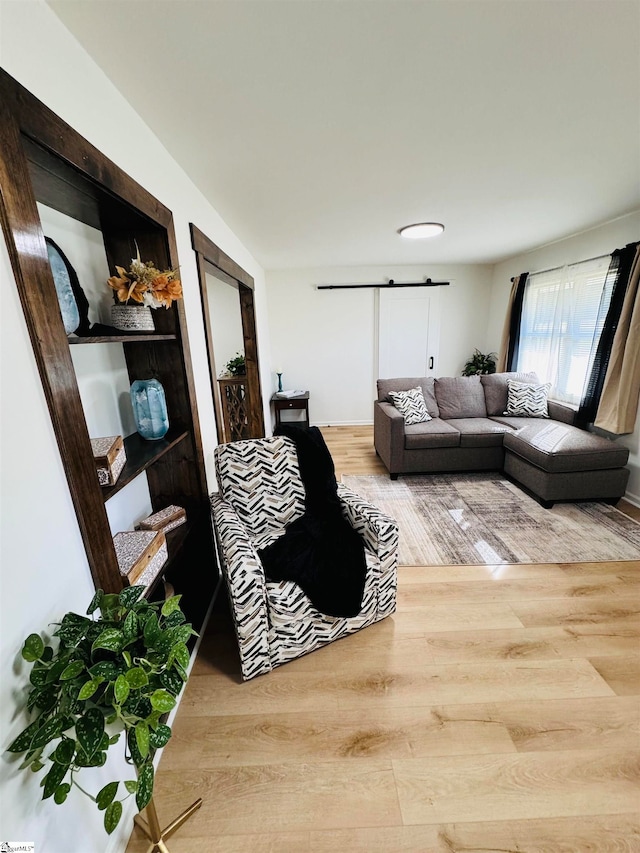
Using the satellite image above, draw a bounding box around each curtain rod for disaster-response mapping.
[317,278,450,290]
[510,252,611,283]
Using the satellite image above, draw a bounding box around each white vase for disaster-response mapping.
[111,304,155,332]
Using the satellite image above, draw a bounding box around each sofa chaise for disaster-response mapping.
[374,372,630,507]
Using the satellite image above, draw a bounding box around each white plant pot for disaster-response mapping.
[111,304,155,332]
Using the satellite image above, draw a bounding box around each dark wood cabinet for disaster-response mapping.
[0,71,217,633]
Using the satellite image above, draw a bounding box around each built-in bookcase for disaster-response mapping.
[0,70,217,633]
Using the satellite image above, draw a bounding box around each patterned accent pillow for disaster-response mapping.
[388,387,432,425]
[505,379,551,417]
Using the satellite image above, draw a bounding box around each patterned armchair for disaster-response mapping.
[211,435,399,680]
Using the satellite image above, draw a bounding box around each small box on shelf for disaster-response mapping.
[91,435,126,487]
[136,504,186,535]
[113,530,167,587]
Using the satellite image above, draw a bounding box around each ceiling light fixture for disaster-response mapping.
[398,222,445,239]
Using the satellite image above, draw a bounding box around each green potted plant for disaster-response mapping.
[6,586,196,836]
[462,348,498,376]
[223,352,246,377]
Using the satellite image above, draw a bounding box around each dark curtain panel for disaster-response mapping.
[505,272,528,371]
[577,242,639,426]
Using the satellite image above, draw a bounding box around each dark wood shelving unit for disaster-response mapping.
[0,70,218,635]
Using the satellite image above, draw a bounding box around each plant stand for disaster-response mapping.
[133,795,203,853]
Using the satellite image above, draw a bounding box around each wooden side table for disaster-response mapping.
[272,392,310,429]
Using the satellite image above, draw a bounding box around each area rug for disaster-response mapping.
[341,472,640,566]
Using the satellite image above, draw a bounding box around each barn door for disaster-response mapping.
[377,287,441,379]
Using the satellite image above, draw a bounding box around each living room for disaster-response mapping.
[1,2,639,851]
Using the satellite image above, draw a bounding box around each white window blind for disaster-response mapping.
[515,255,612,406]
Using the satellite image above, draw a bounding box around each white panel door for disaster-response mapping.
[377,286,441,379]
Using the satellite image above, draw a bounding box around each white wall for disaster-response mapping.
[0,2,271,850]
[487,211,640,505]
[266,264,493,425]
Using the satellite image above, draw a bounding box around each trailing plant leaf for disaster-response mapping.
[60,660,85,680]
[89,661,121,680]
[135,721,150,760]
[124,779,138,794]
[96,781,119,811]
[161,594,182,618]
[136,762,154,811]
[31,714,70,749]
[149,724,172,750]
[119,585,145,609]
[87,589,104,615]
[150,689,175,714]
[7,718,44,753]
[22,633,45,662]
[125,667,148,690]
[54,783,71,805]
[92,628,123,654]
[78,678,102,701]
[75,708,104,758]
[114,674,130,705]
[42,759,70,800]
[52,738,75,764]
[104,800,123,835]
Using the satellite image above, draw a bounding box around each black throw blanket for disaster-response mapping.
[257,425,367,618]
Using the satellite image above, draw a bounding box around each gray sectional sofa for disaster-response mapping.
[374,372,630,507]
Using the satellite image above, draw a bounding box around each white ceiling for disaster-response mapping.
[48,0,640,270]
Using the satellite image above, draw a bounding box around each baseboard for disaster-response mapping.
[623,490,640,508]
[314,420,374,426]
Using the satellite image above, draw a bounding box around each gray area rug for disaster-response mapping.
[341,472,640,566]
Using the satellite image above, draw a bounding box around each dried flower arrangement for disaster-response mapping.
[108,250,182,309]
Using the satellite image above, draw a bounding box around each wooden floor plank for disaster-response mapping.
[589,654,640,695]
[393,749,640,824]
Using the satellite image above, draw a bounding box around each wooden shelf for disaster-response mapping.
[69,333,176,345]
[100,429,189,502]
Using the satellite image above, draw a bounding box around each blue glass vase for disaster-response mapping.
[130,379,169,441]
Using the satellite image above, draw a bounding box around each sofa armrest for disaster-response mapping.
[374,400,405,476]
[548,400,577,425]
[210,494,271,680]
[337,483,399,618]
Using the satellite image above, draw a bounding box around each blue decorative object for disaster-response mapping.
[130,379,169,441]
[45,238,80,335]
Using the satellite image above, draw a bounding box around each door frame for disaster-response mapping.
[190,223,265,442]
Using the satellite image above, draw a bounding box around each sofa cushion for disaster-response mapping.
[489,415,547,430]
[377,377,439,417]
[388,387,432,425]
[503,421,629,473]
[505,379,551,417]
[434,376,487,419]
[404,419,461,450]
[481,371,539,416]
[450,417,516,448]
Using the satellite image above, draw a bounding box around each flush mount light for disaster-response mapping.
[398,222,445,239]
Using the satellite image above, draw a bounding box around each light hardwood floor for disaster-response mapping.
[127,426,640,853]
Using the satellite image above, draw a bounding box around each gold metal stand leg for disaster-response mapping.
[133,795,203,853]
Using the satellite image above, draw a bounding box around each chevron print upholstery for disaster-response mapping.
[388,386,432,425]
[212,436,399,680]
[505,379,551,418]
[215,434,306,549]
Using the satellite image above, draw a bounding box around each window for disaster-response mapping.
[515,255,613,406]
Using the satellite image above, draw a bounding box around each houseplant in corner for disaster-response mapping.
[462,348,498,376]
[6,585,198,842]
